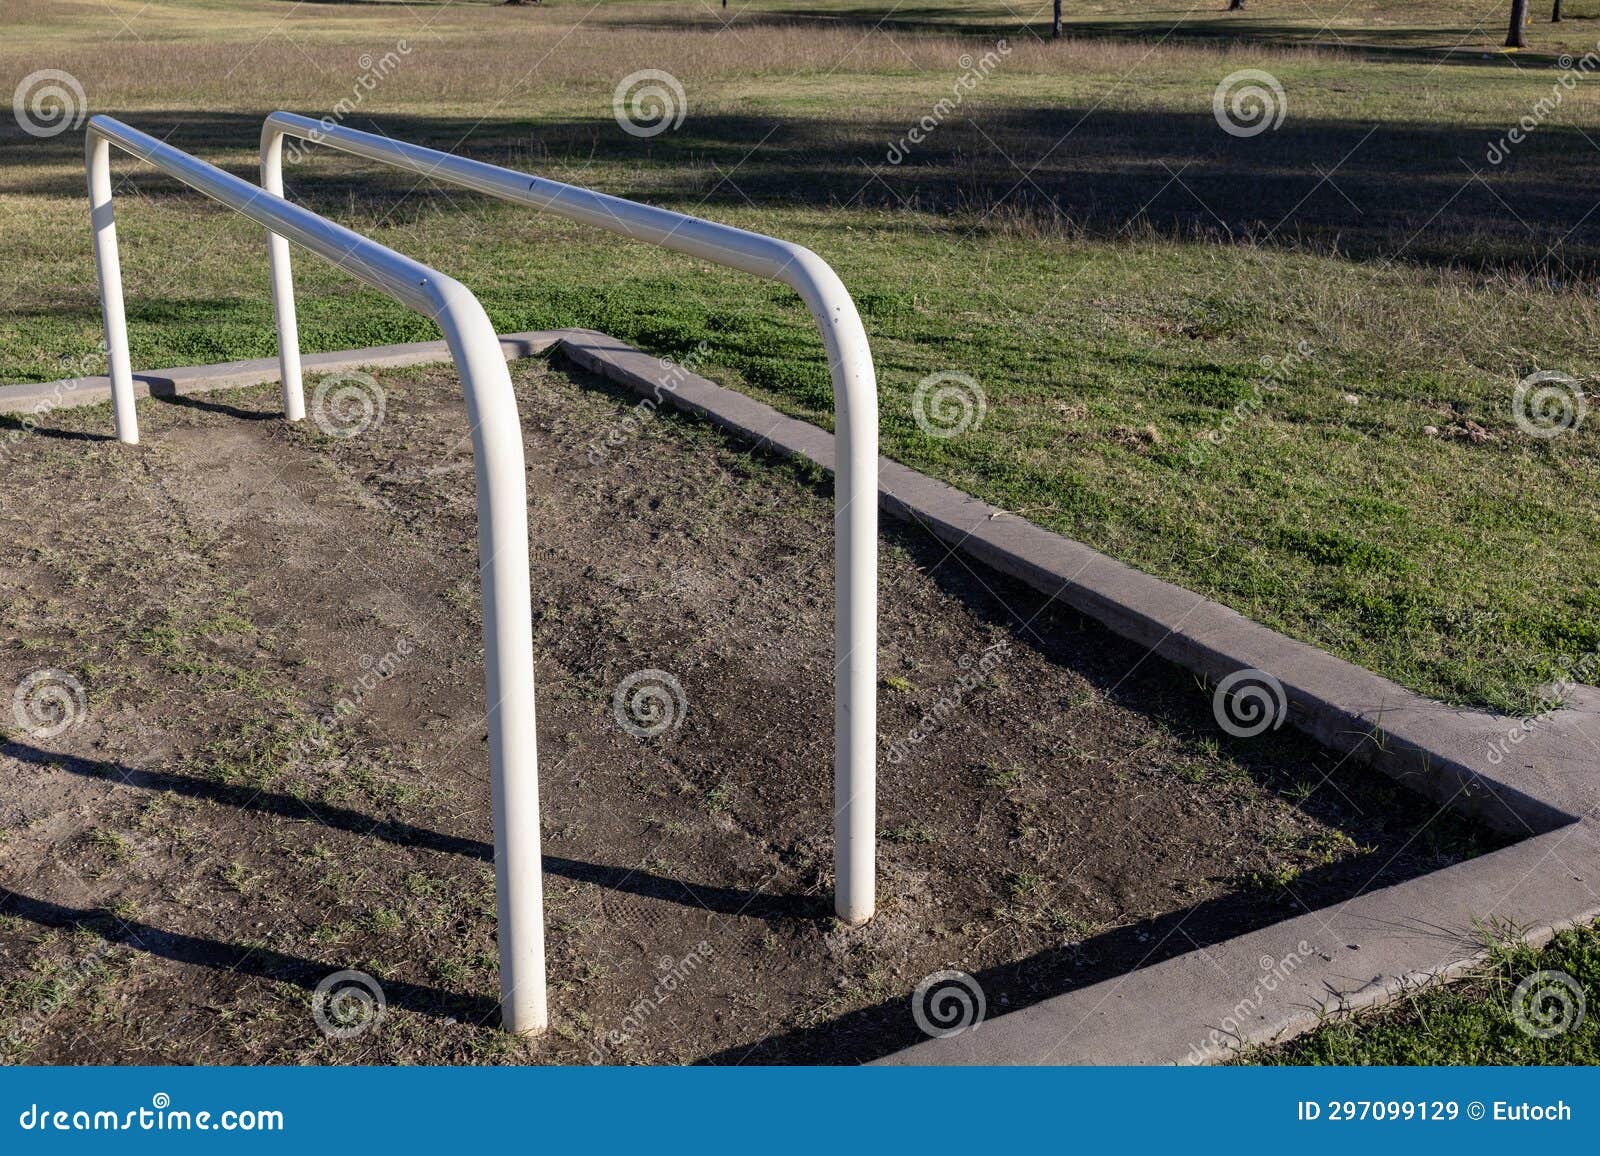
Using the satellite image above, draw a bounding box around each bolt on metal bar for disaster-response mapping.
[261,111,880,924]
[86,115,548,1034]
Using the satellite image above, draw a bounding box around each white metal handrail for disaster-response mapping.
[261,111,880,925]
[85,115,549,1034]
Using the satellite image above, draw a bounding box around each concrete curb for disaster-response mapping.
[0,333,563,419]
[9,334,1598,1065]
[554,330,1599,838]
[881,824,1600,1065]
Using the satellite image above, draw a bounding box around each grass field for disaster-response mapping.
[5,1,1600,716]
[3,0,1600,1063]
[9,0,1600,710]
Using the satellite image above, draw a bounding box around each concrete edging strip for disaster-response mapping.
[0,333,562,418]
[8,331,1598,1065]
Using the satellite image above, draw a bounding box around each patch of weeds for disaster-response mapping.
[1047,911,1099,940]
[1006,871,1043,900]
[221,861,257,895]
[1272,526,1413,575]
[308,921,357,949]
[1235,862,1304,892]
[977,764,1023,791]
[365,909,404,934]
[443,582,478,615]
[85,828,130,861]
[703,785,731,816]
[1283,779,1317,803]
[432,958,472,987]
[405,872,448,900]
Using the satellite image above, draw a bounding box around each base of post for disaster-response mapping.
[502,1014,548,1037]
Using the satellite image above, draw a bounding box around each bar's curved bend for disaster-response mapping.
[260,111,879,923]
[86,114,548,1034]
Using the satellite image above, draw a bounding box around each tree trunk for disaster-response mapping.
[1552,0,1563,21]
[1053,0,1062,37]
[1228,0,1245,10]
[1507,0,1529,45]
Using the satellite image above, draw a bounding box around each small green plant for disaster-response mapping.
[979,764,1023,790]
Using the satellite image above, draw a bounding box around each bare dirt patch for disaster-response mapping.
[0,358,1496,1064]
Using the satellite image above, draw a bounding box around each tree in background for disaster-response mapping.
[1552,0,1563,22]
[1053,0,1062,38]
[1507,0,1529,46]
[1228,0,1246,10]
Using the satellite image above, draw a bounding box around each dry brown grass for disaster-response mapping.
[2,0,1361,117]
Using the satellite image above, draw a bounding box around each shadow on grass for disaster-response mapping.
[622,6,1571,67]
[5,105,1597,277]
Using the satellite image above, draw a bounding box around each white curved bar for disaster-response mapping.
[261,111,879,923]
[85,115,547,1034]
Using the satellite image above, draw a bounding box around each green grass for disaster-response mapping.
[1254,922,1600,1064]
[4,0,1600,721]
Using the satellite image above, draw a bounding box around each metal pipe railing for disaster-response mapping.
[85,115,549,1034]
[261,111,880,924]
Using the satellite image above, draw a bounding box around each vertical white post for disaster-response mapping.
[257,111,880,927]
[798,271,879,927]
[86,134,138,444]
[88,114,547,1035]
[260,132,305,422]
[438,290,547,1035]
[834,417,877,924]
